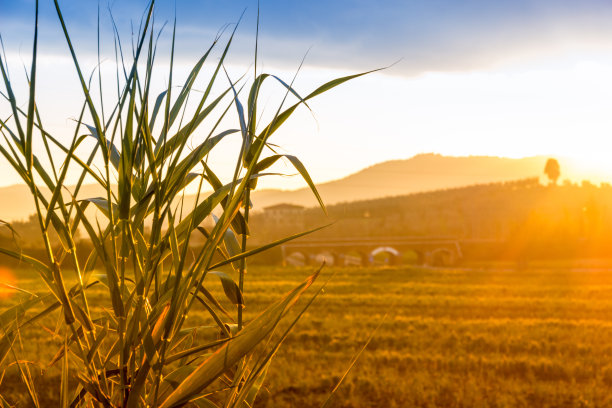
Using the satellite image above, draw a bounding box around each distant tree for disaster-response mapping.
[544,158,560,185]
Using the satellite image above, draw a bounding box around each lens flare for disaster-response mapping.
[0,267,16,299]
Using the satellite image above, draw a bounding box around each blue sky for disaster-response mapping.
[5,0,612,74]
[2,1,612,189]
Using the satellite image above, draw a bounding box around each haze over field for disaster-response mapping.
[0,153,604,221]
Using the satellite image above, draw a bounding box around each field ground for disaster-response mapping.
[3,265,612,407]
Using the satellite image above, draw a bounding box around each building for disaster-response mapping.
[262,203,305,230]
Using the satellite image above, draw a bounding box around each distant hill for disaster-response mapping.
[246,154,553,210]
[0,183,107,222]
[0,153,591,221]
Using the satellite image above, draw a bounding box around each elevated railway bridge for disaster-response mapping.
[281,237,464,267]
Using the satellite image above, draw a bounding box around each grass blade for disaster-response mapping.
[159,270,320,408]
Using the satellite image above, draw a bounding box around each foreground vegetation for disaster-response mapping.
[4,265,612,407]
[0,1,377,405]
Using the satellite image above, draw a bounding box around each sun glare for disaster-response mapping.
[0,267,16,299]
[564,152,612,183]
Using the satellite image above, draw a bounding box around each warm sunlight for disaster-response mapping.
[563,153,612,184]
[4,1,612,407]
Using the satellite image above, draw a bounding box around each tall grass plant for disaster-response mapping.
[0,1,373,406]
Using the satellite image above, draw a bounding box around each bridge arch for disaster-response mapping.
[370,246,401,265]
[285,251,307,267]
[430,248,457,267]
[313,251,335,266]
[403,248,424,265]
[339,249,370,266]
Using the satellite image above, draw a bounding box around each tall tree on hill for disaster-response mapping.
[544,158,560,185]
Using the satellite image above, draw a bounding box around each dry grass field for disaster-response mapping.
[3,265,612,407]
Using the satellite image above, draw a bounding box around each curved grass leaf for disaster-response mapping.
[208,271,243,306]
[84,124,121,170]
[159,270,320,408]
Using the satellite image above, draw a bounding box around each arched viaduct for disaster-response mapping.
[281,237,463,267]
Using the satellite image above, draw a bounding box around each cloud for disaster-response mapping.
[3,0,612,77]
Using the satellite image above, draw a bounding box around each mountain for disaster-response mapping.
[0,154,587,221]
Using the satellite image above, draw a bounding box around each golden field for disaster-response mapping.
[3,265,612,407]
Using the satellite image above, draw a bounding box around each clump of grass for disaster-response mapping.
[0,1,373,406]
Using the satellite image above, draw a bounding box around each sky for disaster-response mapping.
[2,0,612,189]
